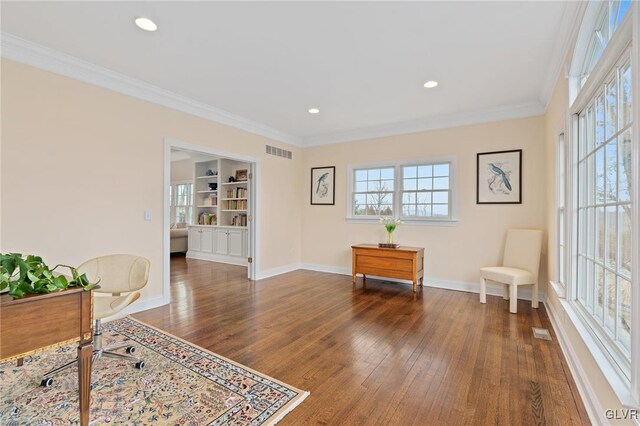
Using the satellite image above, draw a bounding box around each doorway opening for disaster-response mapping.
[163,138,258,304]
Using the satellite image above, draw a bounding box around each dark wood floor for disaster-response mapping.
[133,257,589,425]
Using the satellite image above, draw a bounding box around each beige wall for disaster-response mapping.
[0,59,303,304]
[170,159,193,182]
[301,116,548,290]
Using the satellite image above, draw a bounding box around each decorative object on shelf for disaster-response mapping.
[310,166,335,205]
[234,169,248,182]
[476,149,522,204]
[228,176,236,183]
[198,212,217,225]
[205,169,217,176]
[0,253,99,298]
[379,217,402,248]
[208,182,218,190]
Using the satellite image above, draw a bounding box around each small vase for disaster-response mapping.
[387,231,393,244]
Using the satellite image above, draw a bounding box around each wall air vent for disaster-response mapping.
[266,145,292,159]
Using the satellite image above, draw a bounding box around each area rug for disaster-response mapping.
[0,317,308,425]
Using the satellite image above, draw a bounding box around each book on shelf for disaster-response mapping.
[226,188,248,199]
[231,214,248,227]
[200,194,217,206]
[226,200,247,210]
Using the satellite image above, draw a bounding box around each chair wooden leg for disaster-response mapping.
[480,277,487,304]
[509,284,517,314]
[503,284,509,300]
[532,281,539,309]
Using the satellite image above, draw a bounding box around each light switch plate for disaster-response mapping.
[144,209,152,221]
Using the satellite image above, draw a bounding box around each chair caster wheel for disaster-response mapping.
[41,377,53,387]
[135,361,145,369]
[125,346,136,354]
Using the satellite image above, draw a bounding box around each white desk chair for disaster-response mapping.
[42,254,150,386]
[479,229,543,314]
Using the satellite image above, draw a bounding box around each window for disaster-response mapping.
[170,182,193,224]
[575,53,633,372]
[579,0,631,88]
[349,159,455,222]
[557,134,566,289]
[353,167,394,216]
[401,163,451,218]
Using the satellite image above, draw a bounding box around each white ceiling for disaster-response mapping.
[1,1,570,146]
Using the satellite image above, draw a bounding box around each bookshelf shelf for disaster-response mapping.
[197,205,218,208]
[221,209,247,212]
[220,181,247,186]
[196,190,217,194]
[196,175,218,179]
[220,197,247,201]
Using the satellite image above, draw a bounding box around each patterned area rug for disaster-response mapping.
[0,317,308,425]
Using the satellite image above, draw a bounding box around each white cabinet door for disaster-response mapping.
[227,229,243,257]
[215,229,228,255]
[201,228,214,254]
[188,228,201,252]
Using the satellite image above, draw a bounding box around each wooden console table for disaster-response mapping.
[0,288,93,426]
[352,244,425,292]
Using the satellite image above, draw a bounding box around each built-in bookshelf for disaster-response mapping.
[187,157,250,266]
[194,160,218,226]
[218,160,249,228]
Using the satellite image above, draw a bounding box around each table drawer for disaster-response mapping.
[356,254,413,273]
[355,265,413,281]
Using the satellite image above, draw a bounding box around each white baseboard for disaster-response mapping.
[300,263,350,276]
[546,298,603,424]
[102,295,166,323]
[298,263,545,302]
[256,263,302,280]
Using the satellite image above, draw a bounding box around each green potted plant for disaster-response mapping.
[0,253,99,298]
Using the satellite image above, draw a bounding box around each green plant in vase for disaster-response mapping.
[380,216,402,245]
[0,253,99,298]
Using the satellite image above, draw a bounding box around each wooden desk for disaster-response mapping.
[0,288,93,426]
[352,244,424,292]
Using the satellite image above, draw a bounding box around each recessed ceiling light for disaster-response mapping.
[308,108,320,114]
[135,17,158,32]
[423,81,439,88]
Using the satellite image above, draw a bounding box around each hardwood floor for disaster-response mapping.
[133,257,589,425]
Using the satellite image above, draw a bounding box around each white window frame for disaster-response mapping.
[346,156,458,225]
[555,133,568,297]
[565,2,639,407]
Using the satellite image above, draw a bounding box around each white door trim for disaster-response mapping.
[163,137,259,304]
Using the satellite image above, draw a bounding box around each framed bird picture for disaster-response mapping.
[311,166,335,205]
[476,150,522,204]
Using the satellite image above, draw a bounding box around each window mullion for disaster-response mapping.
[395,165,401,217]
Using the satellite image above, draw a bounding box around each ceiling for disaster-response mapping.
[1,1,570,146]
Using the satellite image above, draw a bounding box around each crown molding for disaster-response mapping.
[303,101,545,147]
[0,32,303,147]
[2,31,548,149]
[539,1,587,109]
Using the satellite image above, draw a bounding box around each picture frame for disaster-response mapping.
[476,149,522,204]
[234,169,248,182]
[311,166,335,205]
